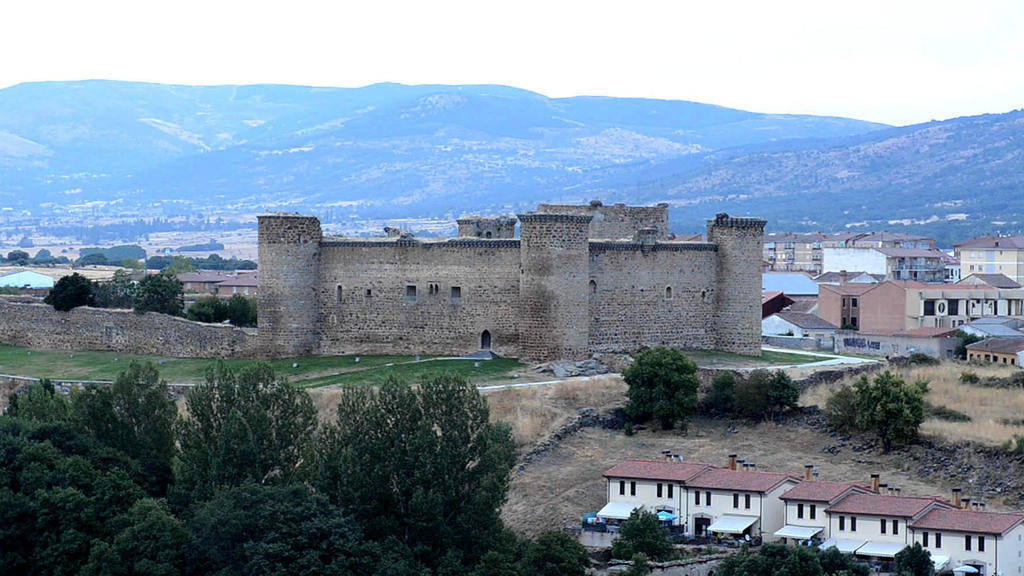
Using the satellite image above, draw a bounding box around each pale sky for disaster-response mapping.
[2,0,1022,126]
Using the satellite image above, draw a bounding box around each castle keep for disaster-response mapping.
[258,202,765,362]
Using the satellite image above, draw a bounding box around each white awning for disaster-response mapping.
[953,566,980,574]
[819,538,866,553]
[707,515,759,534]
[774,525,823,540]
[856,541,907,558]
[931,556,950,571]
[597,501,639,520]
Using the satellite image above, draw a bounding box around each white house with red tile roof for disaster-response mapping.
[685,464,800,541]
[601,459,711,527]
[778,477,874,542]
[823,493,953,560]
[910,508,1024,575]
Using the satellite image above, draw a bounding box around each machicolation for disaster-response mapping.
[258,203,765,362]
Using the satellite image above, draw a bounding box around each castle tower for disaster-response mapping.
[517,213,592,362]
[257,214,322,358]
[707,213,766,355]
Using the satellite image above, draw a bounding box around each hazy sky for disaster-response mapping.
[2,0,1022,126]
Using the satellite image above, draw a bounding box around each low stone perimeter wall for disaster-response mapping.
[0,300,257,358]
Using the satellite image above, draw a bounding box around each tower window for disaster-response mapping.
[666,286,673,299]
[336,285,343,303]
[450,286,462,302]
[405,285,417,302]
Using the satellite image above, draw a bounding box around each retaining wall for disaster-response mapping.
[0,300,257,358]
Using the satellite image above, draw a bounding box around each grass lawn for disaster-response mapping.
[683,348,821,368]
[302,357,527,388]
[0,344,420,385]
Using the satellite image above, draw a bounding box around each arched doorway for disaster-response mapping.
[480,330,492,350]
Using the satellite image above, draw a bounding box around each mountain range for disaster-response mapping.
[0,80,1020,244]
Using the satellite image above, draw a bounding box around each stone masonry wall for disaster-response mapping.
[316,239,521,356]
[707,215,767,355]
[0,300,257,358]
[537,202,669,240]
[518,214,592,362]
[258,214,322,358]
[588,242,719,352]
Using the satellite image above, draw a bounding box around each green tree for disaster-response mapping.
[225,294,257,327]
[610,510,675,561]
[44,272,94,311]
[176,363,318,503]
[768,370,800,421]
[824,385,858,431]
[163,256,197,276]
[317,374,516,573]
[707,371,737,413]
[735,369,772,418]
[80,498,190,576]
[133,272,184,316]
[91,269,135,309]
[4,379,69,422]
[71,362,178,495]
[32,249,54,264]
[623,553,652,576]
[184,483,375,576]
[623,347,700,430]
[77,253,110,266]
[853,371,926,452]
[954,331,984,360]
[120,258,143,270]
[6,249,30,264]
[893,543,933,576]
[186,295,228,323]
[519,531,589,576]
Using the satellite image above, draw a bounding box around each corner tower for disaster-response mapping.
[257,214,322,358]
[706,213,766,355]
[517,213,592,362]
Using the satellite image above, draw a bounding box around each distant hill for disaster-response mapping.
[0,80,887,224]
[619,111,1024,245]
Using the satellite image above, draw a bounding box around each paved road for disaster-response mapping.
[759,346,879,370]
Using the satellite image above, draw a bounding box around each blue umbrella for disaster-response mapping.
[657,511,677,521]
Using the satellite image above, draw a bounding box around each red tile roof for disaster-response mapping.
[826,493,949,518]
[955,236,1024,250]
[603,460,710,482]
[781,481,871,503]
[966,338,1024,355]
[216,275,259,287]
[911,508,1024,535]
[688,467,798,493]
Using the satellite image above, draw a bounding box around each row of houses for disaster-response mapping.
[600,456,1024,574]
[765,232,1024,287]
[177,271,258,297]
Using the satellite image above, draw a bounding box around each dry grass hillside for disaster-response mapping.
[802,361,1024,447]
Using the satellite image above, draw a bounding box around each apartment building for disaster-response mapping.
[820,281,1024,333]
[965,338,1024,367]
[955,237,1024,285]
[764,232,936,275]
[823,247,950,283]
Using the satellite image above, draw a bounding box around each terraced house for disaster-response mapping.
[599,458,1024,574]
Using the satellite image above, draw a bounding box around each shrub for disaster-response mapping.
[707,372,737,413]
[924,402,971,422]
[959,370,980,384]
[44,272,93,311]
[187,296,229,323]
[611,510,675,561]
[824,385,858,431]
[853,371,926,452]
[735,370,772,417]
[906,352,939,366]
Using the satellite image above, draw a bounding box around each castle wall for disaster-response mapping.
[518,214,592,361]
[587,243,719,352]
[258,215,322,357]
[0,300,256,358]
[537,202,669,240]
[316,239,521,356]
[707,215,767,355]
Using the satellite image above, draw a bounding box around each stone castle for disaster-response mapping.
[257,202,765,362]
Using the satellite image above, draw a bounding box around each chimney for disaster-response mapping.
[812,470,820,480]
[840,270,848,285]
[737,458,746,472]
[749,462,756,470]
[895,487,902,497]
[662,450,671,461]
[729,454,738,471]
[952,488,962,508]
[980,501,986,510]
[804,464,814,481]
[879,483,888,495]
[870,474,880,492]
[962,497,972,510]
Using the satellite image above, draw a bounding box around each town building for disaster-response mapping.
[598,458,1024,574]
[955,237,1024,285]
[762,312,838,341]
[763,231,936,276]
[0,269,55,289]
[762,292,795,319]
[258,203,765,362]
[959,317,1024,339]
[965,338,1024,367]
[959,273,1022,289]
[822,247,950,283]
